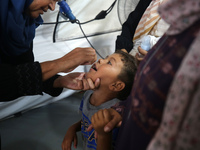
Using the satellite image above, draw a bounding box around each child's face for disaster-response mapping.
[85,53,123,86]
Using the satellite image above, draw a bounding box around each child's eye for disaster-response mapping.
[107,61,112,65]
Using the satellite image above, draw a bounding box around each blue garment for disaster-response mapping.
[0,1,63,102]
[80,90,120,150]
[0,0,43,59]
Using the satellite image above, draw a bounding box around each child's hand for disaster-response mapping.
[62,126,78,150]
[135,46,148,65]
[88,108,122,134]
[121,49,128,53]
[91,109,114,150]
[91,109,112,136]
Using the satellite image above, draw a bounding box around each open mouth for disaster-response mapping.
[91,63,97,71]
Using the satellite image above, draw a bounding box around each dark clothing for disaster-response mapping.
[0,0,62,101]
[113,19,200,150]
[0,0,38,57]
[0,43,34,65]
[0,49,63,102]
[0,62,62,102]
[115,0,152,52]
[0,41,62,102]
[0,45,63,102]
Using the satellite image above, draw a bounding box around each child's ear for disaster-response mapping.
[109,81,125,92]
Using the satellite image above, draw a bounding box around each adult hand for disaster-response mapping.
[135,46,148,65]
[91,109,113,150]
[54,72,100,90]
[82,77,100,90]
[91,109,112,136]
[41,47,97,81]
[102,108,122,132]
[54,72,85,90]
[87,108,122,134]
[57,47,97,73]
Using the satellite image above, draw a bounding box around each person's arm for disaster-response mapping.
[116,0,152,52]
[54,73,100,91]
[62,120,81,150]
[0,47,97,101]
[0,63,100,101]
[96,132,112,150]
[40,47,97,81]
[91,109,113,150]
[100,108,123,133]
[87,107,123,134]
[0,62,64,101]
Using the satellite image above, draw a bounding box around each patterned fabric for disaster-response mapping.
[16,62,42,95]
[130,0,169,57]
[114,20,199,149]
[147,29,200,150]
[16,62,62,97]
[0,62,62,101]
[133,0,168,41]
[158,0,200,35]
[147,0,200,149]
[149,17,169,37]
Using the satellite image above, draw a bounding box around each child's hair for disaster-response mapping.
[115,50,137,100]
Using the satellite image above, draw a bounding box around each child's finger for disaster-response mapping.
[73,136,78,149]
[87,124,94,132]
[135,53,144,61]
[121,49,128,53]
[138,46,148,55]
[103,109,112,122]
[62,142,71,150]
[97,109,104,120]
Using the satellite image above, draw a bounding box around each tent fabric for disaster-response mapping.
[55,0,121,41]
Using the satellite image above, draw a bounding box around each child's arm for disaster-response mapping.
[91,109,112,150]
[62,120,81,150]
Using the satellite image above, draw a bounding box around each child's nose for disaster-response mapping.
[98,58,105,64]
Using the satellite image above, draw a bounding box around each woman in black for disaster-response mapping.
[0,0,97,101]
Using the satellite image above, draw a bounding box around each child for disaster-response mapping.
[61,50,137,150]
[91,108,116,150]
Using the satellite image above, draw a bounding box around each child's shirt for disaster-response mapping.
[79,90,120,150]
